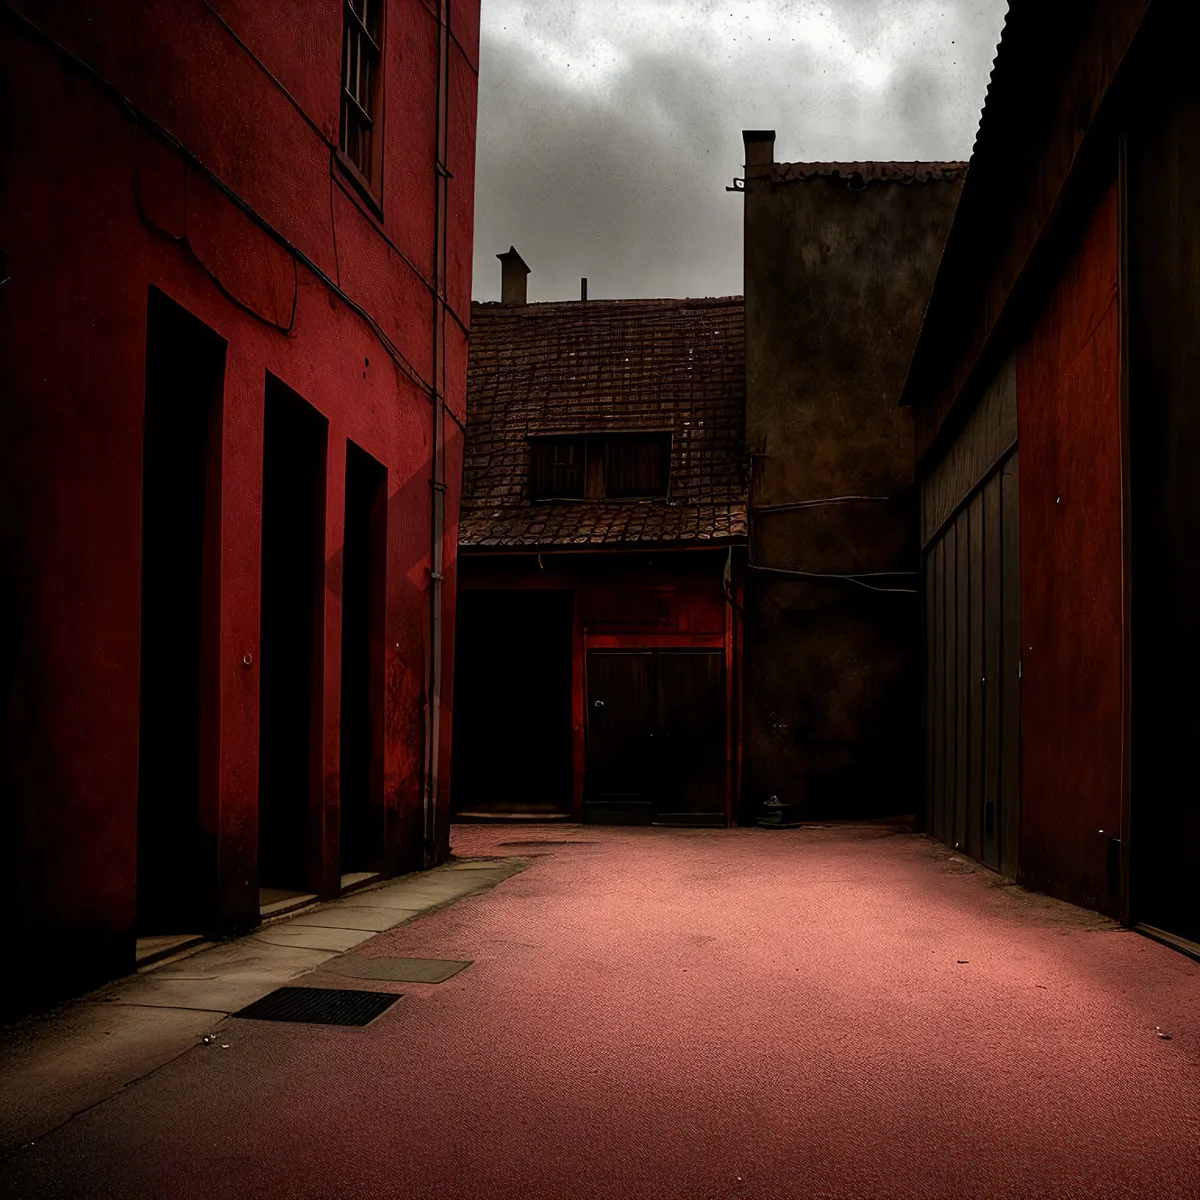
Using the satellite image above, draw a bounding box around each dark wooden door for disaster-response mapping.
[585,650,726,826]
[586,651,657,823]
[655,651,726,825]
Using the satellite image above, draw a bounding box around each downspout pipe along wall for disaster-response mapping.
[424,0,451,867]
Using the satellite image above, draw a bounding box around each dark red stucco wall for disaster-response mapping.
[0,0,478,1012]
[1016,178,1124,915]
[456,553,739,823]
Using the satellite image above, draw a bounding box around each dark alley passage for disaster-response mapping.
[4,825,1197,1200]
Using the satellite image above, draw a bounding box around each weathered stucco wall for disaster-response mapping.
[741,160,962,820]
[0,0,478,1014]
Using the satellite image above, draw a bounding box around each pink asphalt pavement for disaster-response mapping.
[5,824,1199,1199]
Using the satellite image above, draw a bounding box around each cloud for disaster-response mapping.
[472,1,1009,302]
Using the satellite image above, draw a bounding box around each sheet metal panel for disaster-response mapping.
[952,515,969,852]
[931,539,947,842]
[921,355,1017,547]
[964,494,983,862]
[983,472,1004,870]
[922,449,1021,873]
[1000,453,1022,877]
[924,552,937,834]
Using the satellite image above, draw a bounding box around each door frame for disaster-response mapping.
[582,643,731,827]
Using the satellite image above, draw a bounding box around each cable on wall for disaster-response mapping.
[198,0,470,337]
[722,545,744,614]
[747,562,918,595]
[2,1,434,398]
[200,0,329,146]
[132,120,299,335]
[750,494,898,514]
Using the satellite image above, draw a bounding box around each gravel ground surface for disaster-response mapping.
[3,823,1197,1199]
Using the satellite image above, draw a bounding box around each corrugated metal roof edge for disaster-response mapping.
[897,0,1030,412]
[899,0,1151,415]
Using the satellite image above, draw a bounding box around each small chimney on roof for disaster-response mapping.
[742,129,776,179]
[581,277,588,302]
[497,246,530,305]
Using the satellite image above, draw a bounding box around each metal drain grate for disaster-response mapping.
[233,986,400,1026]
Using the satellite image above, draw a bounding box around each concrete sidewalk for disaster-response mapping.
[2,824,1198,1199]
[0,856,528,1156]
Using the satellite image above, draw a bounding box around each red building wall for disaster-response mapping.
[0,0,478,1010]
[457,553,740,823]
[1016,178,1125,914]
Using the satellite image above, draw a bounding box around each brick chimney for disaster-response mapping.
[742,129,776,180]
[497,246,530,305]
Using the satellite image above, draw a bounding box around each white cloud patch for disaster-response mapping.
[472,0,1009,301]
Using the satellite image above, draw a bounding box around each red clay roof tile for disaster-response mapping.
[461,296,747,549]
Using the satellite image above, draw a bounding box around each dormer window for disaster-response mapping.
[531,436,586,500]
[529,433,671,501]
[604,432,670,498]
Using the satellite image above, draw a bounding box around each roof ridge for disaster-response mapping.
[775,159,969,167]
[768,161,967,185]
[471,295,744,310]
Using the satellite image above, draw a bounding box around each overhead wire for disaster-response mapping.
[747,562,918,595]
[198,0,473,340]
[750,494,897,513]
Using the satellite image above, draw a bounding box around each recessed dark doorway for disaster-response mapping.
[339,441,387,879]
[452,590,573,818]
[258,377,327,897]
[137,289,225,936]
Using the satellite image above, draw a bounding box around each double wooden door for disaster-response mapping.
[585,650,726,826]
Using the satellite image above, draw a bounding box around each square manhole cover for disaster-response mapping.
[233,986,400,1026]
[324,957,471,983]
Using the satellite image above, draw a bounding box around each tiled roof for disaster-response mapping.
[461,296,747,549]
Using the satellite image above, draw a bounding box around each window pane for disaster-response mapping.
[351,0,381,41]
[341,2,382,182]
[531,437,586,499]
[604,434,670,498]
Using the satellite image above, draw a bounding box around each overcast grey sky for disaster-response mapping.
[470,0,1009,303]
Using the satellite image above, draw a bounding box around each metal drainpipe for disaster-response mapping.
[423,0,451,868]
